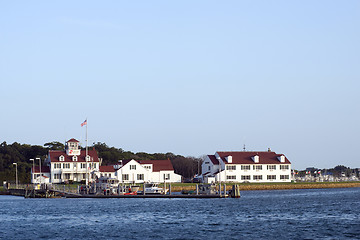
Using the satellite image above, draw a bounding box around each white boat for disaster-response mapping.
[144,183,168,194]
[90,177,140,195]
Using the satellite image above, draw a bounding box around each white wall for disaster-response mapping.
[116,160,182,183]
[216,164,292,183]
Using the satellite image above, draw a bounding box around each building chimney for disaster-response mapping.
[268,148,271,152]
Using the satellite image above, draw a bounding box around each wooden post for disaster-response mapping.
[143,183,146,195]
[231,184,241,198]
[219,183,221,197]
[196,184,199,195]
[169,183,171,195]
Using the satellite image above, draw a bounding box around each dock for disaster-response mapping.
[64,193,228,198]
[6,183,241,199]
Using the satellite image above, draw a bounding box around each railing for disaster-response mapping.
[6,183,30,190]
[5,183,79,194]
[50,184,79,193]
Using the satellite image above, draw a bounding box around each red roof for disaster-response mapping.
[215,151,291,164]
[208,155,219,165]
[137,159,174,172]
[32,166,50,173]
[67,138,79,143]
[100,165,116,173]
[48,149,99,163]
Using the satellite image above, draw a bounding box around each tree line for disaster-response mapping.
[0,141,202,184]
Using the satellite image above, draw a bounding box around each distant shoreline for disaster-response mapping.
[170,182,360,192]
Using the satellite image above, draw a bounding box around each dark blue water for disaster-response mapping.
[0,188,359,239]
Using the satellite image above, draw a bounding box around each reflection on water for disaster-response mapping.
[0,188,359,239]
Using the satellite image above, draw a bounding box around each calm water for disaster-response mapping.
[0,188,359,239]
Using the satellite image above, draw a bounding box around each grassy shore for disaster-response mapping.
[165,181,360,192]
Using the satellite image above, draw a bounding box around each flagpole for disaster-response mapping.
[86,118,89,187]
[86,118,88,160]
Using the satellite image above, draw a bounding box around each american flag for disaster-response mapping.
[81,119,87,127]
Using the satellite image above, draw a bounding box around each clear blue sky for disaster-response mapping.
[1,1,359,170]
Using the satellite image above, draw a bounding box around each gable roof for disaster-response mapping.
[48,148,99,163]
[67,138,79,143]
[208,155,219,165]
[32,166,50,173]
[100,165,116,173]
[119,159,175,172]
[137,159,174,172]
[215,151,291,165]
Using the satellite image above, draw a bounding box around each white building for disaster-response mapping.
[100,159,182,183]
[30,166,51,184]
[43,138,100,184]
[202,150,292,183]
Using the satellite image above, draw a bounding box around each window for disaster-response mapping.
[54,163,61,169]
[254,165,262,170]
[280,175,289,180]
[144,165,151,170]
[241,175,251,180]
[54,174,61,180]
[59,155,65,161]
[280,165,289,170]
[267,175,276,180]
[253,175,262,180]
[164,174,170,180]
[267,165,276,170]
[226,175,236,180]
[226,165,236,171]
[82,173,86,179]
[137,174,144,180]
[72,156,78,161]
[89,163,96,169]
[122,174,129,181]
[81,163,86,169]
[63,163,70,169]
[208,166,211,171]
[86,155,91,162]
[64,173,70,179]
[241,165,251,170]
[130,165,136,170]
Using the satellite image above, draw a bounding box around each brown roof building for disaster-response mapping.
[202,150,292,183]
[43,138,100,184]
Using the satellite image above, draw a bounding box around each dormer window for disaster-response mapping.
[69,142,77,148]
[72,156,78,161]
[86,155,91,162]
[59,155,65,161]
